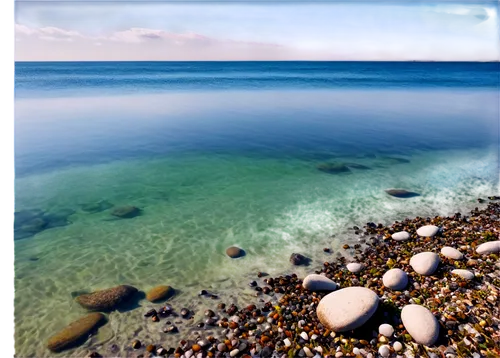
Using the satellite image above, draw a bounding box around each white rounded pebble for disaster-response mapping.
[476,241,500,255]
[347,262,364,273]
[410,252,440,275]
[441,247,463,260]
[185,350,193,358]
[317,287,379,332]
[393,341,403,351]
[383,268,408,290]
[451,269,474,281]
[392,231,410,241]
[378,345,390,357]
[352,347,360,355]
[300,332,309,340]
[303,274,338,291]
[284,338,291,347]
[335,353,344,358]
[303,347,314,357]
[311,334,318,340]
[379,323,394,337]
[416,225,440,237]
[230,349,239,357]
[314,346,323,353]
[401,304,439,346]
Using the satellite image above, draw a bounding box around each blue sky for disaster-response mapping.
[15,2,500,61]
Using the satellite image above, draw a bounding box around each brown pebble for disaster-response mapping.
[192,344,201,352]
[152,315,159,322]
[146,345,156,352]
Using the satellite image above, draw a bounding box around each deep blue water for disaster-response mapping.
[15,61,499,98]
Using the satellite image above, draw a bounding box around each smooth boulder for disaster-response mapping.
[146,285,174,302]
[111,206,141,219]
[316,162,351,174]
[76,285,138,311]
[382,268,408,290]
[476,241,500,255]
[290,253,310,265]
[226,246,245,258]
[451,269,474,281]
[391,231,410,241]
[303,274,338,291]
[316,287,379,332]
[47,313,106,352]
[385,189,420,198]
[346,262,364,273]
[410,252,439,275]
[401,304,439,346]
[440,247,463,260]
[416,225,440,237]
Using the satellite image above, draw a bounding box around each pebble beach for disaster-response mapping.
[46,197,500,358]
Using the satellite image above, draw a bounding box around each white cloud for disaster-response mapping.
[15,24,208,45]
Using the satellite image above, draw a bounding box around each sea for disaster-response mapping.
[14,61,500,357]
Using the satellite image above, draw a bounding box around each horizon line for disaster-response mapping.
[14,60,500,63]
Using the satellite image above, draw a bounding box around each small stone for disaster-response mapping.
[401,304,439,346]
[192,344,201,352]
[391,231,410,241]
[300,332,309,340]
[440,247,463,260]
[283,338,291,347]
[230,349,240,357]
[146,285,174,302]
[132,340,141,349]
[303,274,338,291]
[416,225,440,237]
[410,252,440,275]
[217,343,227,352]
[379,324,394,337]
[393,341,403,351]
[451,269,474,281]
[181,308,190,318]
[290,253,310,265]
[303,347,314,357]
[378,345,390,357]
[347,262,364,273]
[476,241,500,255]
[146,345,156,352]
[226,246,245,258]
[144,309,157,317]
[382,269,408,290]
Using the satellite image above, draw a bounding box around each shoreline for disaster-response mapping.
[45,197,500,358]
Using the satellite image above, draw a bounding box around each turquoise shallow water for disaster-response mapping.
[14,62,500,356]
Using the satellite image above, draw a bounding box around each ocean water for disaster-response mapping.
[14,62,499,357]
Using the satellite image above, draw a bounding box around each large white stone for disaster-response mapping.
[316,287,379,332]
[440,247,463,260]
[416,225,440,237]
[382,268,408,290]
[347,262,364,273]
[303,274,338,291]
[451,269,474,281]
[391,231,410,241]
[476,241,500,255]
[410,252,440,275]
[401,304,439,346]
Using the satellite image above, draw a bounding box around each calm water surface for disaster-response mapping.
[14,62,499,357]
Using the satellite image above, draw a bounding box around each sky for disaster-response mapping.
[14,1,500,61]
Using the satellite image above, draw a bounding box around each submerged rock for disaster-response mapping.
[76,285,138,311]
[316,162,351,174]
[226,246,245,258]
[14,208,74,240]
[81,200,113,213]
[47,313,106,352]
[385,189,420,198]
[316,287,379,332]
[111,206,141,219]
[146,285,174,302]
[382,156,411,164]
[345,163,371,170]
[290,253,310,265]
